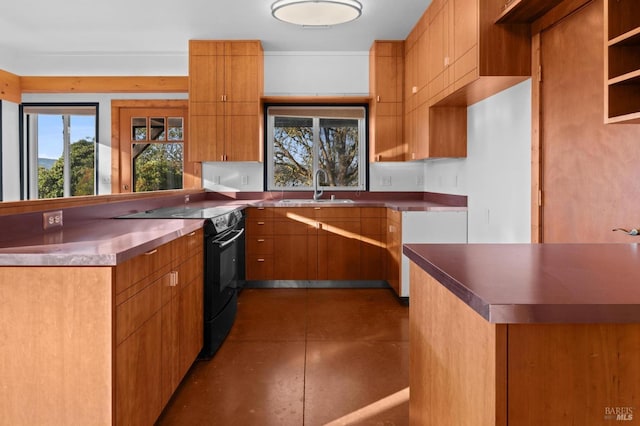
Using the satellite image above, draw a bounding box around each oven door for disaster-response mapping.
[212,228,244,291]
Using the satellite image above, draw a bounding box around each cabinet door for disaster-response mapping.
[189,111,224,162]
[178,277,203,377]
[190,54,224,104]
[318,219,361,280]
[452,0,478,85]
[116,312,163,426]
[386,211,402,296]
[225,54,260,104]
[225,114,261,161]
[427,0,451,103]
[273,208,317,279]
[360,210,386,279]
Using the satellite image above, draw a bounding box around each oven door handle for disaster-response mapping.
[213,228,245,248]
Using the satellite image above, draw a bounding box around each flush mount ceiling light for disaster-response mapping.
[271,0,363,27]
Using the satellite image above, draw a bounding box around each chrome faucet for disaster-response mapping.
[313,169,327,201]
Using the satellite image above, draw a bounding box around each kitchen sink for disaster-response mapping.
[277,199,354,204]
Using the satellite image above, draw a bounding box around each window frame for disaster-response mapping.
[264,103,369,192]
[21,102,99,200]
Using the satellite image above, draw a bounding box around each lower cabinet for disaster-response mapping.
[115,229,203,425]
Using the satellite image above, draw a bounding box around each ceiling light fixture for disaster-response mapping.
[271,0,363,27]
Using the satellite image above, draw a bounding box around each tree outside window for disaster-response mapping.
[268,106,366,191]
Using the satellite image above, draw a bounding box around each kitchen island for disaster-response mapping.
[404,243,640,426]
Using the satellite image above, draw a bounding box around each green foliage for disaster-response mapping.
[133,143,183,192]
[38,139,95,199]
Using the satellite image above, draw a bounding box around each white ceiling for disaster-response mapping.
[0,0,432,55]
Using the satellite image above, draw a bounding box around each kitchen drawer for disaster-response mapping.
[387,208,401,223]
[172,229,203,264]
[246,255,274,280]
[115,242,172,295]
[246,236,274,255]
[246,207,274,220]
[116,275,166,345]
[247,218,274,236]
[175,251,204,290]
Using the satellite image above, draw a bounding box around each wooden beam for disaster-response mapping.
[0,69,21,103]
[20,76,188,93]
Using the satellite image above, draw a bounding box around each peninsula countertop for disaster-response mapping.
[0,194,466,266]
[403,243,640,324]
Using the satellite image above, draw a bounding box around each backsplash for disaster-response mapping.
[201,161,426,192]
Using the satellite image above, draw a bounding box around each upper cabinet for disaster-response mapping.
[605,0,640,123]
[369,41,405,162]
[188,40,264,162]
[431,0,531,107]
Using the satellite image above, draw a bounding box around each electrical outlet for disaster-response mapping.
[43,210,63,230]
[381,176,392,186]
[241,175,249,185]
[185,194,190,204]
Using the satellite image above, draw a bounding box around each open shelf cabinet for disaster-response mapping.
[605,0,640,123]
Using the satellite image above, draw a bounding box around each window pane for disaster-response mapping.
[150,117,166,141]
[319,118,359,187]
[27,110,97,199]
[168,117,183,141]
[132,117,147,140]
[132,143,183,192]
[268,106,366,191]
[272,117,314,188]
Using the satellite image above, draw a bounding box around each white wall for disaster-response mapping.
[1,101,20,201]
[424,79,532,243]
[264,51,369,96]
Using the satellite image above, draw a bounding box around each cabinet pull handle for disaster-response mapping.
[169,271,179,287]
[257,239,265,242]
[257,258,265,262]
[144,249,158,256]
[376,95,380,102]
[258,221,265,225]
[221,154,224,161]
[257,207,265,210]
[188,231,196,237]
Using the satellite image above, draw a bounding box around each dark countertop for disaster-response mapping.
[403,243,640,324]
[0,196,465,266]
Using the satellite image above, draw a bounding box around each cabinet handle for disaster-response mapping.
[169,271,179,287]
[258,221,265,225]
[188,231,196,237]
[257,258,265,262]
[444,56,450,67]
[257,239,265,242]
[376,95,380,102]
[144,249,158,256]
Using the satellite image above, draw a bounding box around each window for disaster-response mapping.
[130,116,184,192]
[23,104,98,199]
[266,105,367,191]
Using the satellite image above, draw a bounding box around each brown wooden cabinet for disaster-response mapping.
[115,229,203,425]
[317,207,362,280]
[369,41,405,162]
[605,0,640,123]
[360,208,387,280]
[188,40,263,162]
[386,209,402,295]
[246,207,387,281]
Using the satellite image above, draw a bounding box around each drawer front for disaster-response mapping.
[247,219,274,236]
[246,255,274,280]
[172,229,203,264]
[314,207,360,219]
[246,207,274,220]
[361,207,386,218]
[176,252,204,290]
[115,242,172,295]
[116,276,165,345]
[246,236,275,255]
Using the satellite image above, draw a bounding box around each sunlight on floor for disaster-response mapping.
[323,387,410,425]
